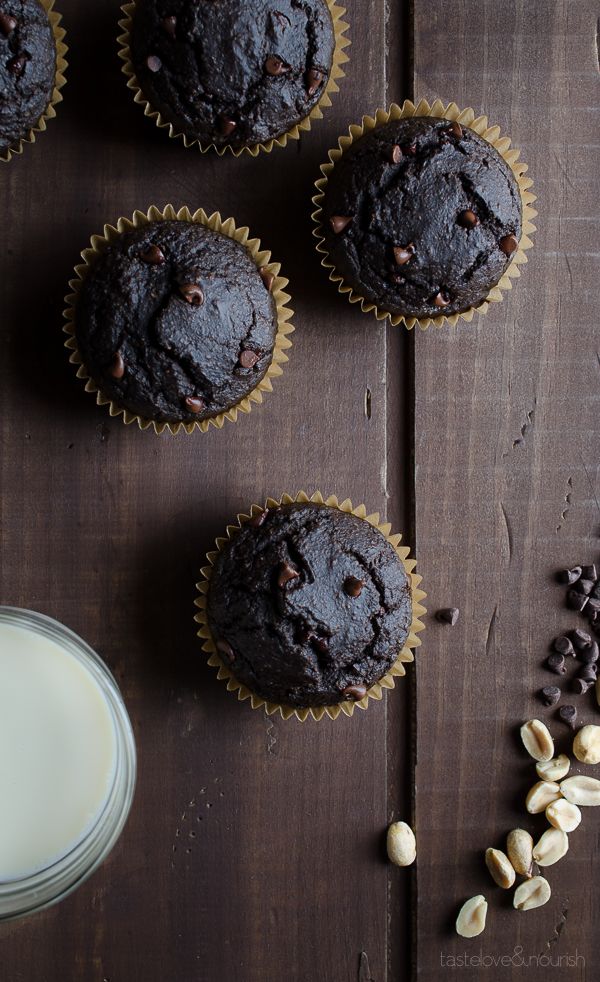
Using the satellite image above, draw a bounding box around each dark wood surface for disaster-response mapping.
[1,1,598,980]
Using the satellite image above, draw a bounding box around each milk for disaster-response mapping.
[0,620,118,881]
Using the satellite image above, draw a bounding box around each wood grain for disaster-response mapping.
[413,1,600,978]
[0,1,412,980]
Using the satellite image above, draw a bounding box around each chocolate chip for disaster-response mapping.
[577,664,598,682]
[219,116,237,137]
[446,121,463,139]
[546,652,567,675]
[0,12,17,35]
[567,589,588,612]
[239,349,260,369]
[179,283,204,306]
[434,290,451,308]
[305,67,324,97]
[592,581,600,599]
[572,677,593,695]
[265,54,290,76]
[578,579,595,596]
[558,704,577,729]
[329,215,353,234]
[499,234,519,256]
[344,576,364,598]
[582,564,597,581]
[8,53,26,76]
[558,566,582,585]
[146,54,162,72]
[140,244,165,265]
[402,142,417,156]
[342,684,368,701]
[215,639,235,663]
[391,144,402,164]
[571,628,592,649]
[436,607,460,625]
[247,509,267,528]
[585,597,600,617]
[313,637,329,655]
[540,685,561,707]
[458,209,478,229]
[553,635,575,657]
[277,561,299,589]
[393,243,415,266]
[184,396,205,414]
[109,351,125,380]
[162,15,177,36]
[259,266,275,291]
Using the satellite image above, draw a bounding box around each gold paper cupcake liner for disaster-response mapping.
[194,491,426,722]
[117,0,350,157]
[0,0,67,163]
[312,99,537,330]
[63,204,294,435]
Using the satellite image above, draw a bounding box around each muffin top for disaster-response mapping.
[0,0,56,154]
[75,220,278,425]
[130,0,335,149]
[206,502,413,708]
[320,116,523,320]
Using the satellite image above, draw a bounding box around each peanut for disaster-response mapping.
[560,775,600,806]
[546,798,582,832]
[513,876,551,911]
[506,829,533,878]
[520,719,554,762]
[573,725,600,765]
[536,754,570,782]
[456,895,487,938]
[525,780,561,814]
[386,821,416,867]
[532,828,568,866]
[485,848,515,889]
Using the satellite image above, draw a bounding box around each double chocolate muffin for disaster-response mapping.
[0,0,56,155]
[320,116,523,320]
[129,0,336,150]
[75,220,278,425]
[206,502,413,708]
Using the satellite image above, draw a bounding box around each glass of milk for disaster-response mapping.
[0,607,137,920]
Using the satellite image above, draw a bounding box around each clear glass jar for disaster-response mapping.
[0,607,137,921]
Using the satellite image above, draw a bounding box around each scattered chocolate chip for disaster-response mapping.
[259,266,275,291]
[458,209,479,229]
[572,677,593,695]
[342,684,368,701]
[313,637,329,655]
[140,244,165,265]
[591,582,600,599]
[393,243,415,266]
[215,639,235,663]
[436,607,460,625]
[109,351,125,380]
[162,15,177,36]
[305,67,324,97]
[265,54,290,76]
[499,233,519,257]
[247,509,267,528]
[580,641,600,664]
[179,283,204,306]
[8,53,26,76]
[540,685,561,707]
[571,628,592,649]
[582,564,597,581]
[546,652,567,675]
[567,589,588,612]
[586,597,600,617]
[239,349,260,369]
[558,704,577,729]
[219,116,237,137]
[344,576,364,598]
[553,635,575,657]
[391,144,402,164]
[577,664,598,682]
[146,54,162,72]
[558,566,582,585]
[447,121,463,139]
[577,579,595,595]
[0,11,17,35]
[184,395,205,414]
[434,290,451,308]
[330,215,353,234]
[277,561,299,589]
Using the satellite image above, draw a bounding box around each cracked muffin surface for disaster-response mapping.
[0,0,56,154]
[75,220,278,424]
[206,502,413,708]
[130,0,335,149]
[321,116,523,319]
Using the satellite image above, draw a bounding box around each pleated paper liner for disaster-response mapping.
[117,0,350,157]
[0,0,67,163]
[194,491,427,722]
[311,99,538,330]
[63,204,294,435]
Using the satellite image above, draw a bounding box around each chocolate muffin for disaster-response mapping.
[0,0,56,155]
[320,116,523,320]
[129,0,336,149]
[75,220,278,425]
[206,503,413,708]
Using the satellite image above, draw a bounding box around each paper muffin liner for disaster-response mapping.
[0,0,67,163]
[194,491,426,722]
[117,1,350,157]
[312,99,537,330]
[63,204,294,435]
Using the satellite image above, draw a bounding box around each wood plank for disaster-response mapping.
[413,0,600,977]
[0,0,413,979]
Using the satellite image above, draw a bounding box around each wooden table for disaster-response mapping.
[1,1,598,979]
